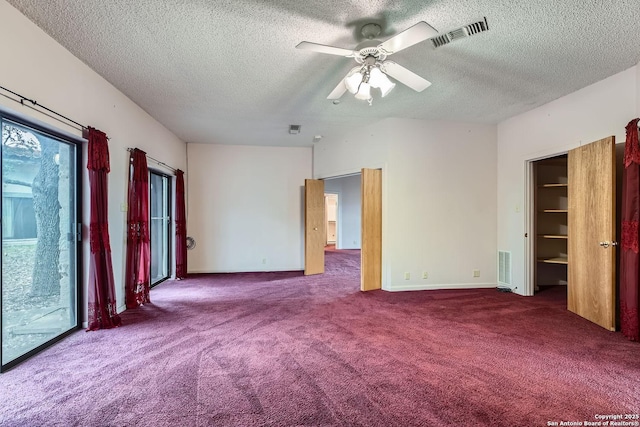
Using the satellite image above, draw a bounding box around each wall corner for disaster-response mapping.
[636,63,640,118]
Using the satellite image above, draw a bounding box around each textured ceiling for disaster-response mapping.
[7,0,640,147]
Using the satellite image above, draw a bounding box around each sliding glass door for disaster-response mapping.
[1,115,81,371]
[150,171,171,286]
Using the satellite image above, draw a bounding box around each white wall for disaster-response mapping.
[315,118,498,291]
[637,65,640,117]
[324,174,361,249]
[187,143,312,273]
[0,0,187,317]
[497,66,637,295]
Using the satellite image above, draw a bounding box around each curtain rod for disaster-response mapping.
[127,147,177,173]
[0,84,87,133]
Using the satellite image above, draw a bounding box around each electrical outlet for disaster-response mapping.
[422,272,428,279]
[473,270,480,278]
[262,258,267,265]
[404,272,410,280]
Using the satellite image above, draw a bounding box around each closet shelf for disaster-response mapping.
[541,209,568,213]
[537,257,568,265]
[535,155,569,292]
[538,183,568,188]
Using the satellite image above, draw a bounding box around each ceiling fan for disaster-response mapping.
[296,18,489,104]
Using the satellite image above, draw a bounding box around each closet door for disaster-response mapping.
[304,179,325,275]
[361,168,382,291]
[568,136,616,331]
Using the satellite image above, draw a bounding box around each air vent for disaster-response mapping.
[289,125,301,135]
[465,18,488,35]
[448,28,468,41]
[431,34,451,48]
[431,17,489,49]
[498,250,512,286]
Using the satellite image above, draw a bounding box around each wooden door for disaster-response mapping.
[568,136,616,331]
[304,179,325,275]
[361,168,382,291]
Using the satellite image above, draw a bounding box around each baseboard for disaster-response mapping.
[188,268,304,274]
[385,282,498,292]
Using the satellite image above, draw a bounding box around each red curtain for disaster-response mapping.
[620,118,640,341]
[125,148,150,308]
[87,127,121,330]
[175,169,187,279]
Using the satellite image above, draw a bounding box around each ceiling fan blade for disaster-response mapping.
[327,79,348,100]
[296,41,355,57]
[378,21,439,55]
[381,61,431,92]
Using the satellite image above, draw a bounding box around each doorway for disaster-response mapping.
[526,137,618,331]
[323,173,362,251]
[149,170,171,286]
[324,193,338,247]
[530,154,569,299]
[1,114,82,371]
[305,169,381,291]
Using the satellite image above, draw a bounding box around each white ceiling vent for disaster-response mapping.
[498,250,511,286]
[431,18,489,48]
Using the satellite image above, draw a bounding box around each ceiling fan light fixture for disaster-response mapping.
[344,69,364,94]
[368,67,385,87]
[354,82,372,101]
[379,79,396,98]
[369,67,396,97]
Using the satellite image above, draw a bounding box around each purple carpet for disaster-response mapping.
[1,249,639,426]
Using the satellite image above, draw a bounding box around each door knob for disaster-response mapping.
[314,227,318,231]
[599,241,618,248]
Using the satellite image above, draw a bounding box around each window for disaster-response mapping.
[1,113,82,371]
[150,171,171,286]
[2,197,37,239]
